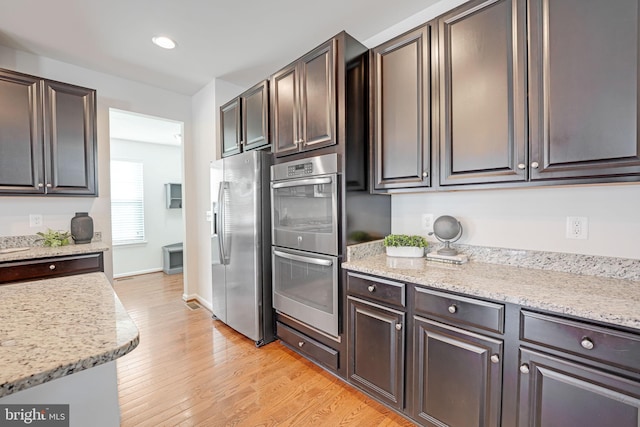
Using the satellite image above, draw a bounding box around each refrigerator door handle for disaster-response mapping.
[273,250,333,266]
[271,176,332,189]
[217,181,227,264]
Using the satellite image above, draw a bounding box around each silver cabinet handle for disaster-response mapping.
[37,183,44,188]
[367,285,376,293]
[531,161,539,169]
[395,323,402,331]
[520,364,530,374]
[491,354,500,364]
[581,338,594,350]
[448,305,457,314]
[274,250,333,266]
[517,163,526,170]
[46,183,52,188]
[49,264,56,270]
[298,341,304,348]
[422,171,429,178]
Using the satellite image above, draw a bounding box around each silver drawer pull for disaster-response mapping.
[530,161,539,169]
[580,337,594,350]
[395,323,402,331]
[49,264,56,270]
[491,354,500,364]
[367,285,376,293]
[298,341,305,348]
[520,364,530,374]
[448,304,457,314]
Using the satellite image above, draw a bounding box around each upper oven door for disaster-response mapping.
[271,173,339,255]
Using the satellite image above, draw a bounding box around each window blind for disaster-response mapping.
[111,160,145,245]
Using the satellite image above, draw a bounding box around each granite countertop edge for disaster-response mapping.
[0,272,139,398]
[0,242,110,263]
[342,254,640,331]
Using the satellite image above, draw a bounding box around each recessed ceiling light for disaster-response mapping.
[152,36,176,50]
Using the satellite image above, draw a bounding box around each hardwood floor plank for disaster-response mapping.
[114,272,415,426]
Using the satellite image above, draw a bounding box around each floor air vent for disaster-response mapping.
[185,301,201,310]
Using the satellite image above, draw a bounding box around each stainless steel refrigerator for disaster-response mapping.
[210,150,274,346]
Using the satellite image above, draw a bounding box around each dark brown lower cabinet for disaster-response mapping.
[0,252,104,284]
[413,316,503,427]
[348,296,405,410]
[518,348,640,427]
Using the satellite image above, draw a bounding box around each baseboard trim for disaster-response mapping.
[114,268,163,279]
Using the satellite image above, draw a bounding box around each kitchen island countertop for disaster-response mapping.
[343,253,640,331]
[0,241,110,263]
[0,272,139,397]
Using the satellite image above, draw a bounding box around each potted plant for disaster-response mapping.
[383,234,428,258]
[36,229,71,247]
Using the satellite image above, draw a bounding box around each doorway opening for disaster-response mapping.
[109,108,185,279]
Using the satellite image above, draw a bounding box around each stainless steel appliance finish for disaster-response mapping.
[272,247,339,337]
[211,150,273,346]
[271,153,339,256]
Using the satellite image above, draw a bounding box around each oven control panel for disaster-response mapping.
[287,162,313,177]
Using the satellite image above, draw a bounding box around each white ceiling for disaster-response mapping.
[109,109,182,145]
[0,0,439,96]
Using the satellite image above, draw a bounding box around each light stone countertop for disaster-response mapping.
[0,272,139,397]
[343,253,640,331]
[0,242,109,263]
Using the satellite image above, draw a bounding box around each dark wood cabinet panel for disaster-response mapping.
[348,296,405,410]
[413,316,503,427]
[439,0,527,185]
[276,321,339,371]
[271,39,336,156]
[242,80,269,152]
[371,24,433,190]
[0,252,104,284]
[0,70,43,194]
[0,69,97,196]
[43,80,97,195]
[518,348,640,427]
[220,97,241,157]
[529,0,640,180]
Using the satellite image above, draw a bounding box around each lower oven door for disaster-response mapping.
[272,247,338,337]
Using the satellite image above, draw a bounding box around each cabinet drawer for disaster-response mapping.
[277,322,339,371]
[521,311,640,373]
[0,253,104,284]
[414,286,504,334]
[347,272,405,307]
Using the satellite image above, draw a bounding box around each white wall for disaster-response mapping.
[363,0,640,261]
[186,78,244,308]
[0,45,191,280]
[110,139,183,277]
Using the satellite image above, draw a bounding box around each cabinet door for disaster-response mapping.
[414,316,502,427]
[348,296,405,410]
[372,25,432,190]
[220,97,241,157]
[242,80,269,151]
[529,0,640,180]
[439,0,527,186]
[299,39,336,152]
[0,70,44,194]
[43,80,97,195]
[271,63,299,156]
[518,349,640,427]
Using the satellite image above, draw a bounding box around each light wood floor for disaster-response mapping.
[114,272,416,427]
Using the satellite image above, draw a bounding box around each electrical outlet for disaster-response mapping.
[566,216,588,239]
[29,214,43,228]
[421,214,434,232]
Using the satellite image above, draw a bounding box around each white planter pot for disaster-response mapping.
[385,246,425,258]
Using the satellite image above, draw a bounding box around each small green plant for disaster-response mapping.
[36,229,71,247]
[382,234,428,248]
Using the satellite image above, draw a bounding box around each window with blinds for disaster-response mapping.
[111,160,145,245]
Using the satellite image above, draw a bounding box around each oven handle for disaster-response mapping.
[271,176,332,189]
[273,250,333,266]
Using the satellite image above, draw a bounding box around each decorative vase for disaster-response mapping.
[385,246,425,258]
[70,212,93,244]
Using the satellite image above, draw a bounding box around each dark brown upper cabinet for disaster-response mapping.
[528,0,640,180]
[439,0,528,186]
[371,24,434,191]
[0,69,97,196]
[220,80,270,158]
[271,39,336,156]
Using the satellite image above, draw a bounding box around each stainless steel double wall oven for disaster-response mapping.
[271,154,340,337]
